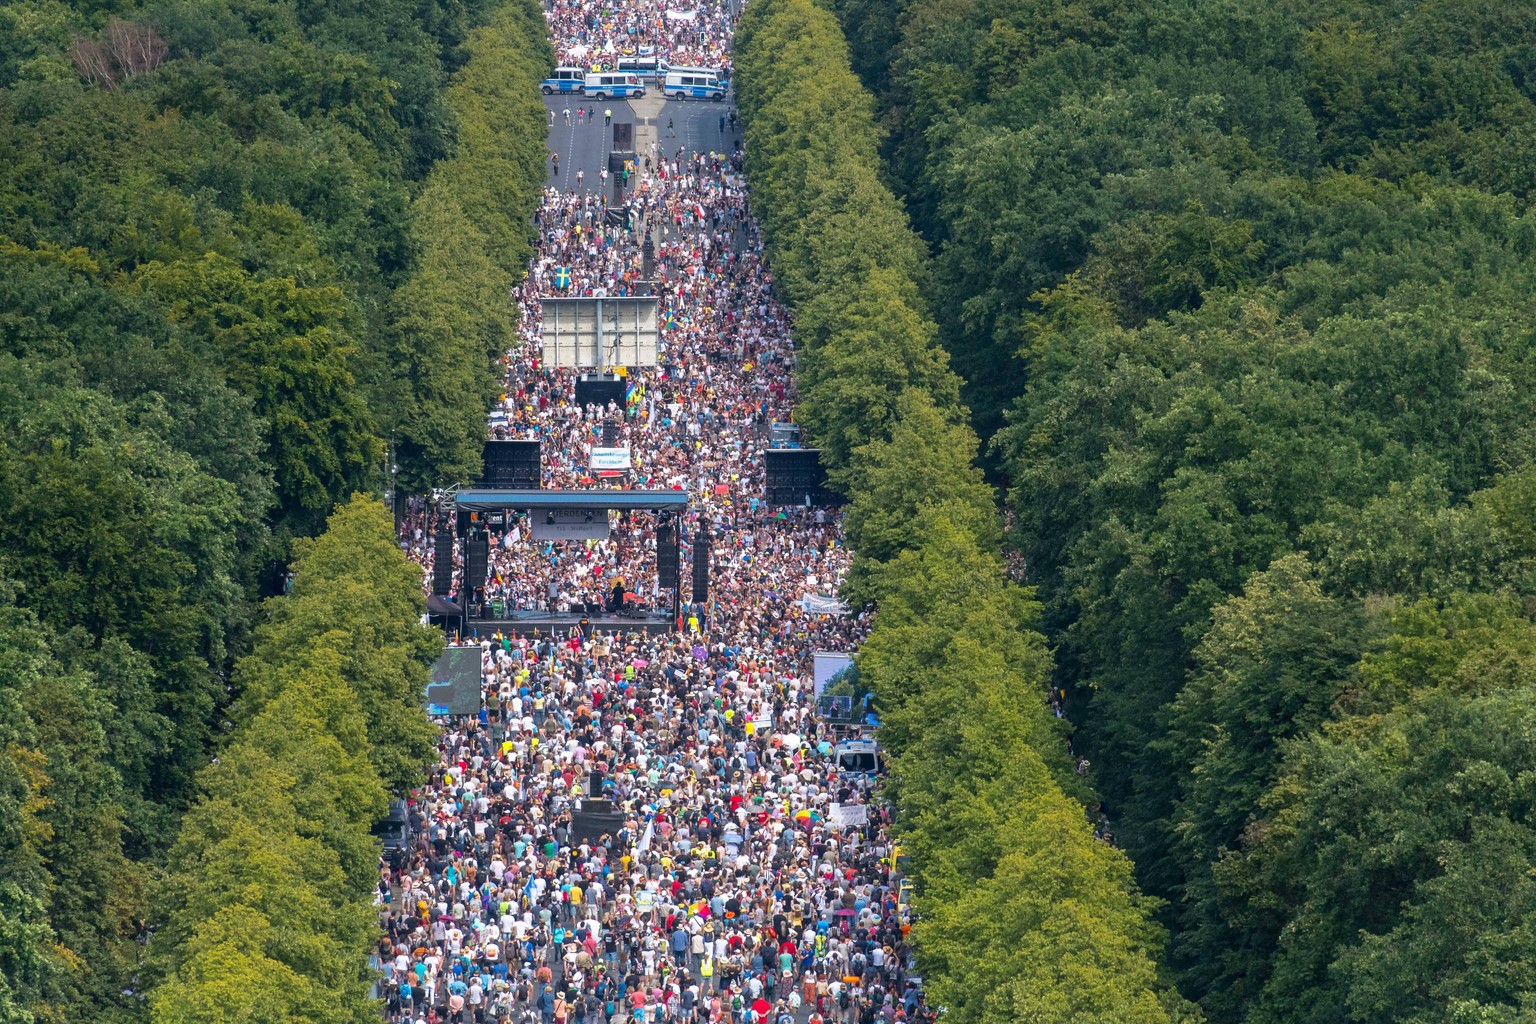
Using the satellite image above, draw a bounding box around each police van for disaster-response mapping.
[583,72,646,99]
[616,56,670,79]
[663,69,726,100]
[541,66,587,94]
[833,738,880,777]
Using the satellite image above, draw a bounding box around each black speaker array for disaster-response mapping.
[479,440,541,488]
[656,522,679,589]
[691,532,711,602]
[465,535,489,593]
[575,375,626,410]
[433,530,455,595]
[602,421,622,447]
[764,448,840,506]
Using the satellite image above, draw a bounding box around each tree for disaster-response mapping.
[842,389,998,565]
[1161,554,1366,1013]
[131,253,381,540]
[237,495,439,794]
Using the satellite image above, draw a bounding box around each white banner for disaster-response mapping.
[590,447,632,471]
[829,803,868,829]
[802,594,850,616]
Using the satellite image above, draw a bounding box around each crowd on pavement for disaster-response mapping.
[545,0,736,71]
[379,2,930,1022]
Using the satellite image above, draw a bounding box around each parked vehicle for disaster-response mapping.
[541,66,586,94]
[662,69,725,100]
[834,738,880,777]
[769,421,801,449]
[616,56,670,79]
[583,72,646,99]
[371,799,413,854]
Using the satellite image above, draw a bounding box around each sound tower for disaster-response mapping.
[479,440,541,488]
[465,535,489,594]
[433,530,455,595]
[575,375,626,410]
[656,522,679,589]
[691,531,711,602]
[763,448,840,506]
[602,421,621,447]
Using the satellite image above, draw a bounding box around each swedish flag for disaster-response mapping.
[554,267,572,289]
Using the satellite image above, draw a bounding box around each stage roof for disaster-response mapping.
[453,489,690,512]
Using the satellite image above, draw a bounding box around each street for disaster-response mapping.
[543,91,740,197]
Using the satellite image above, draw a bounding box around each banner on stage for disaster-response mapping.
[590,447,632,471]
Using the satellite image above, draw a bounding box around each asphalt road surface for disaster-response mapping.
[542,91,740,199]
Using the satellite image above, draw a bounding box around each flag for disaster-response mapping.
[554,267,572,289]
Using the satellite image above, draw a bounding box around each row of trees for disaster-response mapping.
[383,0,552,496]
[148,496,440,1023]
[734,2,1194,1021]
[833,0,1536,1020]
[0,0,548,1018]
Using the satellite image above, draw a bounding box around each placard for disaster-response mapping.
[590,447,632,471]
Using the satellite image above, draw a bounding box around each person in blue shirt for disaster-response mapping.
[537,982,556,1024]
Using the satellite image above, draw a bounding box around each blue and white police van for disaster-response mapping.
[583,72,646,99]
[662,68,726,100]
[540,67,586,94]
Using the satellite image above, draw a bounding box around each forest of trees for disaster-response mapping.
[0,0,547,1018]
[813,0,1536,1021]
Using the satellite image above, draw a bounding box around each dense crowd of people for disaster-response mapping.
[379,3,927,1023]
[546,0,736,71]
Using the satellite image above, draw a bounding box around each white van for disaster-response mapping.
[663,69,725,100]
[616,56,669,79]
[834,739,879,776]
[583,72,646,99]
[541,66,587,95]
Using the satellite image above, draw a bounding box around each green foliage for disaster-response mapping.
[131,252,380,540]
[0,582,146,1022]
[739,5,1193,1017]
[858,508,1191,1023]
[0,0,535,1016]
[1215,598,1536,1024]
[150,495,437,1023]
[840,389,999,602]
[381,0,551,492]
[836,0,1536,1018]
[238,495,441,794]
[735,0,960,472]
